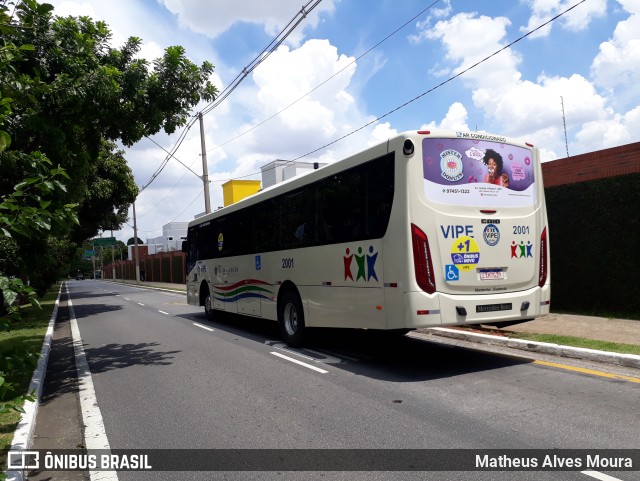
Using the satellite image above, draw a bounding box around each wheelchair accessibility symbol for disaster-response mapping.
[445,264,460,281]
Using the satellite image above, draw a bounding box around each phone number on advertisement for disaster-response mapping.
[444,188,470,194]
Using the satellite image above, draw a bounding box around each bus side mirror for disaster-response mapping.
[181,241,188,253]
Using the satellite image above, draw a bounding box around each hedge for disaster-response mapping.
[545,173,639,316]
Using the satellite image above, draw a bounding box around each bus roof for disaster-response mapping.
[188,130,535,228]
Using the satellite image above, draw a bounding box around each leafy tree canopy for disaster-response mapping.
[0,0,218,290]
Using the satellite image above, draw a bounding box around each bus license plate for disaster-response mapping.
[479,269,505,280]
[476,303,512,313]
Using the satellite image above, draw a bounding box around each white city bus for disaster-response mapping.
[184,130,550,346]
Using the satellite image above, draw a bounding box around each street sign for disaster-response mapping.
[92,237,117,247]
[83,250,95,259]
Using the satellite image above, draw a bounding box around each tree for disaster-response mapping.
[0,0,218,288]
[1,0,219,412]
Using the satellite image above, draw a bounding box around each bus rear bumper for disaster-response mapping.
[404,285,551,328]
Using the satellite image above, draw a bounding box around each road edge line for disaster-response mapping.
[68,286,119,481]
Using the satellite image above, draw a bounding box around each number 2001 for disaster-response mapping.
[282,258,294,268]
[513,225,530,235]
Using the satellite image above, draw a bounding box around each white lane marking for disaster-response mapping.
[581,470,624,481]
[158,310,170,315]
[303,347,349,364]
[123,298,130,301]
[68,287,119,481]
[308,347,360,362]
[271,344,319,362]
[270,351,328,374]
[265,340,355,365]
[193,322,214,332]
[137,303,145,306]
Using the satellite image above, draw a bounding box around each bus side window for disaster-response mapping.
[281,189,315,249]
[254,198,279,252]
[364,154,394,238]
[317,170,363,244]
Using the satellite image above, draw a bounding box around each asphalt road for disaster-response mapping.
[48,280,640,481]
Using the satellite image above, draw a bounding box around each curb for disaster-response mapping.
[103,279,185,293]
[422,327,640,369]
[6,282,63,481]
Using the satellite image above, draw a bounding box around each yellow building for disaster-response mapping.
[222,179,261,207]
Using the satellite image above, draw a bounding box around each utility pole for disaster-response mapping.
[561,96,569,158]
[132,200,140,284]
[199,112,212,214]
[111,229,115,280]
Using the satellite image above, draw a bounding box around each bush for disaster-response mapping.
[545,174,640,316]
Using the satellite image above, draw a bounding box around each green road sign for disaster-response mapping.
[92,237,117,246]
[83,250,95,258]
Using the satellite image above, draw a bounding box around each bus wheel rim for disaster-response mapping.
[206,295,212,313]
[284,303,298,336]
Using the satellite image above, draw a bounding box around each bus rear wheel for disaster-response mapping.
[202,284,215,321]
[278,290,306,347]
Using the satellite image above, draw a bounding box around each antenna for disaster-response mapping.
[560,96,569,157]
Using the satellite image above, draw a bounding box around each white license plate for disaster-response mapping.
[479,270,505,280]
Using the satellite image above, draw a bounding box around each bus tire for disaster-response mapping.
[202,284,215,321]
[278,290,305,347]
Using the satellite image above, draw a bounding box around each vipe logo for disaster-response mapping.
[8,451,40,470]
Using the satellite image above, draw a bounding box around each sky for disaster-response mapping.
[44,0,640,244]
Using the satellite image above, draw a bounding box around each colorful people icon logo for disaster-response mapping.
[355,247,366,281]
[343,246,379,282]
[367,246,378,282]
[344,248,353,281]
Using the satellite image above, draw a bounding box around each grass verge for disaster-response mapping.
[551,308,640,322]
[0,286,60,451]
[509,332,640,356]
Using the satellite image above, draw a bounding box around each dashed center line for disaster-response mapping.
[137,303,145,306]
[158,310,170,315]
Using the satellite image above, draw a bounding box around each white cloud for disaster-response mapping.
[574,105,640,153]
[408,0,452,44]
[51,0,95,17]
[416,9,632,161]
[368,122,398,146]
[420,102,470,131]
[159,0,335,45]
[426,12,515,77]
[591,0,640,105]
[239,39,362,159]
[520,0,606,39]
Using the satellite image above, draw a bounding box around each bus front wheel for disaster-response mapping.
[278,290,306,347]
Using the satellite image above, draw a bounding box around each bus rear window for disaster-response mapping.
[422,137,536,207]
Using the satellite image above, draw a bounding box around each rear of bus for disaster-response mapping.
[397,130,550,328]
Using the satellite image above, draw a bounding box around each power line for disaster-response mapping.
[136,0,325,194]
[136,0,586,233]
[207,0,588,183]
[289,0,588,161]
[205,0,443,155]
[134,137,202,219]
[200,0,325,117]
[129,190,203,234]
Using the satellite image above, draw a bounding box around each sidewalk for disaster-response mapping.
[495,313,640,346]
[420,314,640,369]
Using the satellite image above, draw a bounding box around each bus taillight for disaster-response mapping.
[539,227,548,288]
[411,223,436,294]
